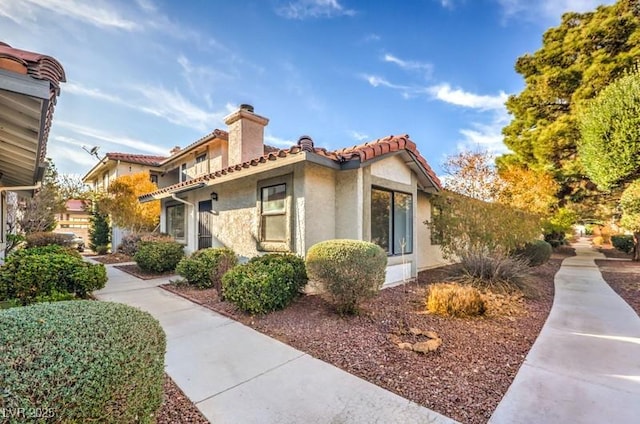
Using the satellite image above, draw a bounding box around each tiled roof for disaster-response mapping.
[140,134,441,201]
[160,129,228,165]
[65,199,87,212]
[0,42,66,169]
[106,152,167,166]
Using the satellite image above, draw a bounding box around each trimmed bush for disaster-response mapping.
[592,236,604,246]
[95,245,110,255]
[426,283,486,317]
[457,250,532,295]
[306,239,387,315]
[514,240,553,267]
[222,254,307,314]
[0,247,106,305]
[176,248,238,291]
[25,232,70,248]
[0,301,165,423]
[611,235,634,254]
[134,241,184,273]
[118,233,142,256]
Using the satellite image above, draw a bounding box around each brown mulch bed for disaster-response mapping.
[157,374,208,424]
[596,259,640,316]
[90,253,134,264]
[115,264,176,280]
[596,245,633,260]
[162,252,573,424]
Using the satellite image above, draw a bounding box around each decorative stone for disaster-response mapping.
[409,327,423,336]
[412,338,442,354]
[424,331,439,340]
[398,342,414,351]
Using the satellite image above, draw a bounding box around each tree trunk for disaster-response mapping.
[634,232,640,262]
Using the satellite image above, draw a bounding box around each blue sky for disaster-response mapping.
[0,0,614,176]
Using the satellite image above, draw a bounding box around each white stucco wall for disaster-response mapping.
[370,154,412,185]
[416,191,447,270]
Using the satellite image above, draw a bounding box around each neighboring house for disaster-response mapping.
[54,199,90,242]
[139,104,446,285]
[82,153,167,248]
[0,42,65,259]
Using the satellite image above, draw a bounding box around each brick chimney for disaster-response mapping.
[224,104,269,166]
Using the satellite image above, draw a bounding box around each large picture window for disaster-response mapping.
[371,188,413,255]
[260,183,287,242]
[166,204,185,241]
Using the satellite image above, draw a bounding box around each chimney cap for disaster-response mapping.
[239,104,254,113]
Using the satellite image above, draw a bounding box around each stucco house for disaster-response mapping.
[82,152,168,247]
[0,42,65,259]
[139,105,446,285]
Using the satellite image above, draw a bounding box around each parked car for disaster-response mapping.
[59,232,85,252]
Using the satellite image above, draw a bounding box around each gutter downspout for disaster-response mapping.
[171,194,195,252]
[0,182,43,194]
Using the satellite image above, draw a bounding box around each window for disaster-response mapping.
[260,184,287,242]
[180,163,188,182]
[150,174,158,185]
[166,204,185,241]
[195,153,208,175]
[196,154,207,163]
[371,188,413,255]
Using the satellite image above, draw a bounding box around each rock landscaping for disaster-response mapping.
[163,250,573,424]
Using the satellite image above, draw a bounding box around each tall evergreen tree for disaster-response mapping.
[499,0,640,211]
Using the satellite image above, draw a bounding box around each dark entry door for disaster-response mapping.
[198,200,213,250]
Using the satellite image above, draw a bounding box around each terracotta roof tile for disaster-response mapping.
[160,129,228,165]
[140,134,440,201]
[0,42,66,174]
[106,152,166,166]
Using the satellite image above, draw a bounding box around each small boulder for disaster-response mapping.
[424,331,439,340]
[398,342,414,351]
[412,338,442,354]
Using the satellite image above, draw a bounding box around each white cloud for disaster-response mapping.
[277,0,356,19]
[55,121,168,155]
[0,0,139,30]
[66,81,225,132]
[456,108,511,153]
[496,0,615,21]
[348,131,369,142]
[362,33,381,42]
[439,0,455,9]
[264,134,295,148]
[383,54,433,78]
[361,74,410,91]
[428,83,508,110]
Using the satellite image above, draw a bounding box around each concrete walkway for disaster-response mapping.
[93,263,456,424]
[490,239,640,423]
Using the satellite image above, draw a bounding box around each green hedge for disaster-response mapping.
[306,239,387,315]
[222,254,307,314]
[612,235,634,254]
[514,240,553,267]
[0,247,106,305]
[134,241,184,273]
[176,247,238,291]
[0,301,165,423]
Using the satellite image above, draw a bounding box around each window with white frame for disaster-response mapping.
[180,163,188,182]
[257,175,292,251]
[371,187,413,255]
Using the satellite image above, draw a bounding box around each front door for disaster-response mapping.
[198,200,213,250]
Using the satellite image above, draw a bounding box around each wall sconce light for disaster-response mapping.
[210,192,218,201]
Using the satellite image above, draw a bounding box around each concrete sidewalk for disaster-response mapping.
[93,263,456,424]
[490,239,640,423]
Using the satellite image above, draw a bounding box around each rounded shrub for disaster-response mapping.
[176,248,238,291]
[611,235,634,254]
[426,283,486,317]
[592,236,604,246]
[514,240,553,267]
[0,301,165,423]
[0,247,106,305]
[134,241,184,273]
[25,232,70,248]
[222,254,307,314]
[305,239,387,315]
